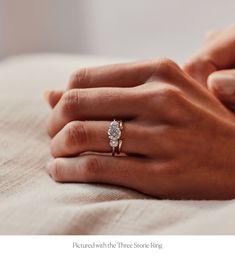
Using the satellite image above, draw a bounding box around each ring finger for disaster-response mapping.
[50,120,169,158]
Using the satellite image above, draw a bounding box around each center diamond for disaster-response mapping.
[108,126,121,140]
[108,121,121,140]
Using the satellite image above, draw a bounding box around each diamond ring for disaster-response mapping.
[108,119,123,156]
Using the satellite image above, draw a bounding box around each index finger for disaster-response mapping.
[184,24,235,85]
[68,60,159,89]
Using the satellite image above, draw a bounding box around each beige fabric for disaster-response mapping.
[0,54,234,235]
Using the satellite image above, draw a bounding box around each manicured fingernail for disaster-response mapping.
[208,73,235,95]
[45,160,53,175]
[43,90,52,102]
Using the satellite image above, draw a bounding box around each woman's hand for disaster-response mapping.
[184,24,235,110]
[46,59,235,200]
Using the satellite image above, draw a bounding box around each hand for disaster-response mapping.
[184,24,235,110]
[46,59,235,200]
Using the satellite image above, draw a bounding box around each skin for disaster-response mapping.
[45,58,235,200]
[184,24,235,110]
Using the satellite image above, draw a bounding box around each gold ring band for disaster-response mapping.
[117,139,122,154]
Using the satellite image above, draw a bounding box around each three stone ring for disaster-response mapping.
[108,119,123,156]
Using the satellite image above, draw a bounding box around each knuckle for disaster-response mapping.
[61,89,80,117]
[159,86,183,103]
[184,57,215,78]
[159,87,187,120]
[69,67,89,89]
[152,58,180,77]
[158,58,177,67]
[184,59,200,75]
[65,121,88,148]
[143,86,187,123]
[50,158,64,182]
[82,156,101,181]
[148,86,184,105]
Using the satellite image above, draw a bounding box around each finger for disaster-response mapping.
[47,155,172,197]
[184,58,217,86]
[207,69,235,105]
[67,60,161,89]
[44,90,64,108]
[47,87,140,138]
[48,59,183,111]
[51,120,139,157]
[204,29,221,43]
[50,120,172,158]
[184,24,235,85]
[47,81,199,139]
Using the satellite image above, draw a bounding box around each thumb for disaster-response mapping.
[207,69,235,107]
[44,90,64,108]
[184,24,235,86]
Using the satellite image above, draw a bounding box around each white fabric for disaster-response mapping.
[0,54,234,234]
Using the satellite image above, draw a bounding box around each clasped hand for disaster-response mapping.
[45,57,235,199]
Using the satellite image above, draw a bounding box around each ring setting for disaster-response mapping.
[108,119,123,156]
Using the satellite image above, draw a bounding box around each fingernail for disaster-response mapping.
[43,90,52,102]
[208,73,235,95]
[45,160,53,175]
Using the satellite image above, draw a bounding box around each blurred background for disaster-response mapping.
[0,0,235,63]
